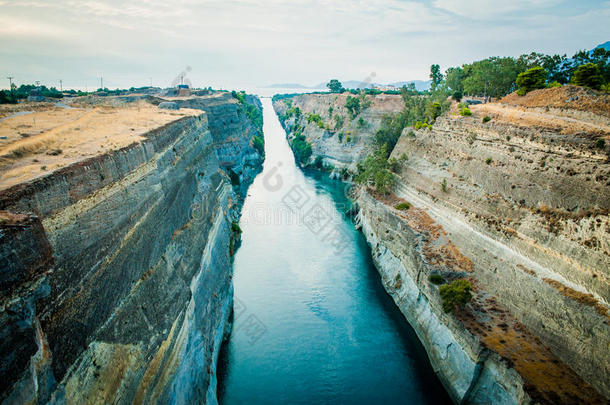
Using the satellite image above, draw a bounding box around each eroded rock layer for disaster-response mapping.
[0,93,263,404]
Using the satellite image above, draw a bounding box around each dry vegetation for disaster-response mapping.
[0,102,202,189]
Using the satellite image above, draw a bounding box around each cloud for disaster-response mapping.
[432,0,561,18]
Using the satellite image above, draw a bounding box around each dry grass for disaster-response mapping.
[0,102,202,190]
[458,291,607,404]
[500,85,610,119]
[543,278,608,319]
[370,189,474,273]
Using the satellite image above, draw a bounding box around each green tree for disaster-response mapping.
[355,144,395,193]
[445,66,464,93]
[462,57,523,98]
[430,64,443,89]
[516,66,547,95]
[439,279,472,313]
[571,63,604,90]
[327,79,344,93]
[345,95,361,118]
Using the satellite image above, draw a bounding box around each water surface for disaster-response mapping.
[218,97,450,404]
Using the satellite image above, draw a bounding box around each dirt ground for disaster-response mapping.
[0,101,201,190]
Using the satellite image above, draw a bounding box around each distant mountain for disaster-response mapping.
[389,80,431,91]
[267,83,310,89]
[267,79,432,91]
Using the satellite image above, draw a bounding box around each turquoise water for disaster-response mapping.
[217,97,450,404]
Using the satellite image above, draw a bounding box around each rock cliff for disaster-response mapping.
[274,87,609,404]
[0,92,263,404]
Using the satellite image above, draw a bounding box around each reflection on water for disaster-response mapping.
[217,97,450,404]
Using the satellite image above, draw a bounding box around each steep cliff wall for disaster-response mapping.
[274,89,609,404]
[0,93,263,404]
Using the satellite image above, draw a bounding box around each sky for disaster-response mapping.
[1,0,609,90]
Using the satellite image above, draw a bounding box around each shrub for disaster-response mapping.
[486,158,493,165]
[439,279,472,313]
[595,138,606,149]
[571,63,604,90]
[231,221,242,233]
[452,91,463,101]
[441,178,447,193]
[357,117,367,129]
[429,274,445,285]
[546,81,562,88]
[457,102,468,109]
[355,144,395,193]
[516,66,547,95]
[345,95,361,118]
[346,136,351,142]
[306,113,325,129]
[252,135,264,156]
[459,107,472,116]
[415,121,432,130]
[395,202,411,210]
[425,101,442,122]
[482,116,491,123]
[334,114,345,129]
[291,134,312,165]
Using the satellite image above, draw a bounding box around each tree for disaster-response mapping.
[327,79,344,93]
[462,57,523,98]
[439,279,472,313]
[345,95,361,118]
[571,63,604,90]
[355,144,395,193]
[430,64,443,89]
[445,67,464,93]
[516,66,547,95]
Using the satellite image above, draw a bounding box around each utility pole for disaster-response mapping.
[6,76,14,89]
[100,76,103,90]
[59,79,63,92]
[149,77,152,87]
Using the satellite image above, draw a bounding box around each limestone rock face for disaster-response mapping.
[0,93,263,404]
[158,101,179,110]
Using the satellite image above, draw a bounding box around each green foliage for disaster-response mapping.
[306,113,325,129]
[445,67,464,93]
[482,116,491,123]
[291,134,312,165]
[227,168,240,186]
[452,91,463,101]
[231,221,242,233]
[395,202,411,210]
[439,279,472,313]
[252,135,265,156]
[516,66,547,94]
[595,138,606,149]
[327,79,345,93]
[0,84,64,104]
[328,106,333,115]
[234,91,263,135]
[486,158,493,165]
[425,101,442,121]
[337,132,344,142]
[357,117,367,129]
[546,81,562,88]
[430,64,444,89]
[346,135,352,143]
[571,63,604,90]
[355,144,395,193]
[429,274,445,285]
[334,114,345,129]
[345,95,361,118]
[462,57,524,98]
[441,178,447,193]
[388,153,407,173]
[415,121,432,130]
[459,107,472,116]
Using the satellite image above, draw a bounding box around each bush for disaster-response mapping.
[439,279,472,313]
[459,107,472,116]
[345,95,361,118]
[516,66,547,95]
[355,144,395,193]
[252,135,264,156]
[415,121,432,130]
[429,274,445,285]
[291,134,312,165]
[395,202,411,210]
[452,91,463,101]
[357,117,367,129]
[486,158,493,165]
[595,138,606,149]
[546,81,562,88]
[571,63,604,90]
[334,114,345,129]
[441,178,447,192]
[306,113,325,129]
[231,221,242,233]
[482,116,491,123]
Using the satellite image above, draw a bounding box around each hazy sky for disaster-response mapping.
[1,0,609,90]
